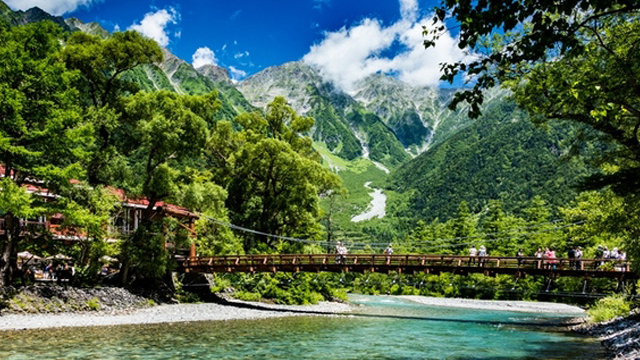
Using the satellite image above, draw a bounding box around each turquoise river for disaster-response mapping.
[0,295,603,360]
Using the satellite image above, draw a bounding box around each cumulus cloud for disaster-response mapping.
[129,8,179,47]
[399,0,418,22]
[192,47,217,68]
[303,0,468,92]
[5,0,100,15]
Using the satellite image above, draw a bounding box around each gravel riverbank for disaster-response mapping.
[0,300,353,331]
[0,286,587,332]
[400,295,586,313]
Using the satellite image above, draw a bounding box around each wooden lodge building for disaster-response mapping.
[0,165,199,243]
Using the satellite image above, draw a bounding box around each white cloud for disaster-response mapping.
[128,8,179,47]
[229,66,247,82]
[303,0,468,92]
[192,47,218,68]
[399,0,418,22]
[234,51,250,59]
[5,0,99,15]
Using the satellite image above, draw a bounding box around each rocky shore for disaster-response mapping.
[0,284,353,331]
[0,284,155,314]
[574,310,640,360]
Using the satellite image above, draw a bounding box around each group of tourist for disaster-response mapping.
[27,262,75,282]
[468,245,489,266]
[593,245,627,261]
[331,242,628,272]
[465,245,628,271]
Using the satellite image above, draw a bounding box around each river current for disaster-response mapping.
[0,295,602,360]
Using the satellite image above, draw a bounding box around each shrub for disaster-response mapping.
[587,295,631,323]
[235,291,262,302]
[87,297,100,311]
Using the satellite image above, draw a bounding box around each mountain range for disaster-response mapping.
[0,4,592,233]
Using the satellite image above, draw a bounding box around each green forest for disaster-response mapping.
[0,20,341,288]
[0,0,639,311]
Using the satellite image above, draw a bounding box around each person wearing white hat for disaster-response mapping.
[384,244,393,264]
[478,245,487,267]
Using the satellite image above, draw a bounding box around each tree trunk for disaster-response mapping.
[0,214,20,287]
[120,200,157,285]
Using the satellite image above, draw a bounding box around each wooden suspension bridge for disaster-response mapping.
[180,254,637,281]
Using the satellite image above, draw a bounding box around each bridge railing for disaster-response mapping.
[185,254,631,273]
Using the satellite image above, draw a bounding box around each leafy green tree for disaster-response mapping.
[175,169,243,255]
[208,97,342,251]
[0,22,92,286]
[509,19,640,194]
[118,91,216,283]
[62,30,163,185]
[478,200,525,256]
[56,185,118,281]
[560,190,628,258]
[451,201,476,241]
[426,0,640,117]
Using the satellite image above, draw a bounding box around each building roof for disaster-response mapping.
[0,164,199,220]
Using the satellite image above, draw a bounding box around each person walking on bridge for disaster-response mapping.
[335,242,348,265]
[384,244,393,265]
[469,245,477,266]
[535,248,543,269]
[478,245,487,267]
[575,246,583,270]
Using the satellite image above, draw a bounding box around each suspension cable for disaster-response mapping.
[200,214,586,249]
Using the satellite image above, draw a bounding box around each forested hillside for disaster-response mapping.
[388,98,593,221]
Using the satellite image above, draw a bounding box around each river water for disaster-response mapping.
[0,295,602,360]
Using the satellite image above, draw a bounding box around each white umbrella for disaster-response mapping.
[100,255,118,263]
[18,251,42,260]
[45,253,72,261]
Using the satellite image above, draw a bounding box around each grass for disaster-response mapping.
[587,295,631,323]
[86,297,100,311]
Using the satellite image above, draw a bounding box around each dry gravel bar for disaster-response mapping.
[0,294,587,331]
[0,301,353,331]
[400,295,586,313]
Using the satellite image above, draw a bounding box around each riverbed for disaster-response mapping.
[351,181,386,222]
[0,295,601,359]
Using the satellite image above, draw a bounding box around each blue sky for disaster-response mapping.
[6,0,466,90]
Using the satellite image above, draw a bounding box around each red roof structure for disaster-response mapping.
[0,164,199,241]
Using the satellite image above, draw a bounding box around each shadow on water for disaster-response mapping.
[216,298,583,328]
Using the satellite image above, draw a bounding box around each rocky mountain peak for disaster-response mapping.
[65,18,109,38]
[238,61,326,111]
[1,3,70,30]
[196,64,231,84]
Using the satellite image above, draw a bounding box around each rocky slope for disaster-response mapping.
[0,284,155,314]
[574,310,640,360]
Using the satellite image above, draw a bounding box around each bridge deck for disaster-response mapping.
[181,254,637,279]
